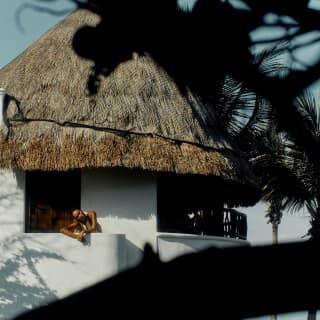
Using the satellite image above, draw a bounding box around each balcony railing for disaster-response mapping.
[189,208,247,240]
[158,207,247,240]
[221,208,247,240]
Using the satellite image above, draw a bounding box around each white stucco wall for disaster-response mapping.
[81,168,157,267]
[0,169,25,242]
[157,233,250,262]
[0,167,157,319]
[0,233,126,319]
[0,167,248,319]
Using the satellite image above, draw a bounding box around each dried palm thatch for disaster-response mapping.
[0,9,259,203]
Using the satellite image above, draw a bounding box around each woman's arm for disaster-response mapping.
[60,222,84,241]
[86,211,97,233]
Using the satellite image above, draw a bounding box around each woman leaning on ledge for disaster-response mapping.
[60,209,98,242]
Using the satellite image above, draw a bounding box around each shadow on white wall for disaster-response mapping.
[0,235,61,319]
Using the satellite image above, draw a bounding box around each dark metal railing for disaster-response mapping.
[158,206,247,240]
[175,208,247,240]
[221,208,247,240]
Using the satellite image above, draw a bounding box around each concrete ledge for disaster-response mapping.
[26,233,126,276]
[157,232,249,261]
[15,233,127,296]
[0,233,128,319]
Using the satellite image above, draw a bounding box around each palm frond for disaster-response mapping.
[215,39,320,236]
[216,75,256,137]
[252,142,312,212]
[295,89,320,136]
[216,42,288,150]
[253,41,289,77]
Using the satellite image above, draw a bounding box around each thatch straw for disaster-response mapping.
[0,9,259,201]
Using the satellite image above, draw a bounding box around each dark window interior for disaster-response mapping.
[25,170,81,232]
[157,173,223,235]
[157,173,247,239]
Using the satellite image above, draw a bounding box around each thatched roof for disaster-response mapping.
[0,9,259,203]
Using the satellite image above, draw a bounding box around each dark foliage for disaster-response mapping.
[14,241,320,319]
[70,0,320,165]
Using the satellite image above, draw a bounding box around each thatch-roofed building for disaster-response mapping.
[0,8,259,318]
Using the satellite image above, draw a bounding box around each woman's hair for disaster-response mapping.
[72,209,82,219]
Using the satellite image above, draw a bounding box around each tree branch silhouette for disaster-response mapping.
[70,0,320,165]
[13,241,320,319]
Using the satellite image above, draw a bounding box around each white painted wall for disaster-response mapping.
[157,233,250,262]
[0,169,25,242]
[0,232,126,319]
[0,167,248,319]
[0,167,157,319]
[81,167,157,267]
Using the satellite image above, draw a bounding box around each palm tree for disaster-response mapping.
[266,201,283,320]
[250,90,320,320]
[265,200,283,245]
[215,45,320,320]
[252,90,320,238]
[217,43,320,239]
